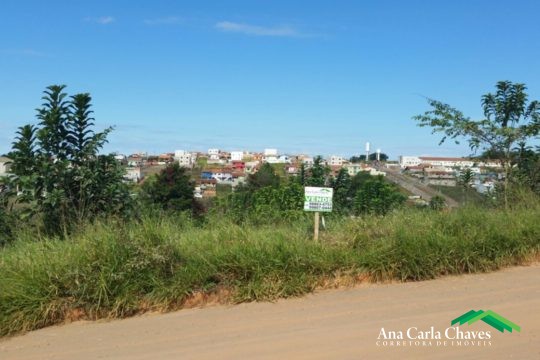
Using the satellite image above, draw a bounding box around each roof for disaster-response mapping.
[419,157,472,162]
[0,156,12,163]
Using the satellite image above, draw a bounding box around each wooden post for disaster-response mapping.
[314,211,320,241]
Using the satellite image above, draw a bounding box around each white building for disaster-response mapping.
[346,164,386,177]
[329,155,344,166]
[398,156,494,169]
[245,161,260,174]
[208,148,220,161]
[263,154,290,164]
[263,156,278,164]
[230,151,244,162]
[114,154,126,162]
[124,167,143,183]
[477,160,502,168]
[399,156,422,168]
[212,172,233,183]
[264,148,278,156]
[0,157,12,176]
[278,155,290,163]
[174,150,195,168]
[419,157,474,168]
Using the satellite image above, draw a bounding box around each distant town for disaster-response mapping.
[44,142,498,203]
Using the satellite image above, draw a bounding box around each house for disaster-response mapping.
[202,188,217,198]
[399,155,496,169]
[369,168,386,176]
[220,151,231,161]
[127,156,143,167]
[245,161,260,174]
[346,163,386,177]
[0,156,12,176]
[302,157,314,166]
[158,153,174,164]
[424,170,456,186]
[278,155,290,163]
[201,171,214,180]
[285,164,298,174]
[211,171,233,183]
[231,161,246,171]
[264,148,278,156]
[329,155,344,166]
[251,153,264,162]
[200,178,217,186]
[230,151,244,162]
[174,150,195,168]
[125,167,143,183]
[473,179,496,194]
[419,156,474,168]
[346,163,367,176]
[399,156,422,168]
[208,148,220,161]
[114,154,127,165]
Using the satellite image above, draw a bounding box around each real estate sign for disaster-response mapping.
[304,187,333,212]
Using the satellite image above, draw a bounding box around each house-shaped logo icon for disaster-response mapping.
[451,310,521,333]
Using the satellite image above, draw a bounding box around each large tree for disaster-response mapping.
[330,168,352,211]
[248,162,280,190]
[354,176,406,215]
[414,81,540,207]
[305,156,330,186]
[141,163,194,211]
[9,85,131,232]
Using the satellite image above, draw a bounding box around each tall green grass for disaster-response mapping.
[1,201,539,337]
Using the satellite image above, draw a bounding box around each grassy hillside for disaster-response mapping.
[430,185,487,205]
[1,201,539,337]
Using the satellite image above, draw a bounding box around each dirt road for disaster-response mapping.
[383,167,460,208]
[2,265,539,360]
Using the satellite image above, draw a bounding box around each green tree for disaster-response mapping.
[354,176,406,215]
[297,163,307,185]
[141,163,194,212]
[248,163,280,190]
[414,81,540,208]
[306,156,330,186]
[215,181,304,224]
[330,168,352,211]
[9,85,131,233]
[350,153,389,163]
[458,168,474,203]
[347,171,373,199]
[0,179,16,246]
[514,143,540,195]
[429,195,446,210]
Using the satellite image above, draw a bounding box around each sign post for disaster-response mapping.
[313,211,320,241]
[304,187,333,241]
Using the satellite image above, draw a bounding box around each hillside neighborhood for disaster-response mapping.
[0,145,506,206]
[74,147,502,203]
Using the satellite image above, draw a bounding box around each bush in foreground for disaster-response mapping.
[1,202,539,337]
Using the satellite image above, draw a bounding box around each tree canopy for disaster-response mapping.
[8,85,131,233]
[414,81,540,207]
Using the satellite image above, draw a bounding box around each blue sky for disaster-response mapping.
[1,0,539,159]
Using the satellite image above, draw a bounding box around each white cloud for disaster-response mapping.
[143,16,183,25]
[215,21,303,37]
[84,16,115,25]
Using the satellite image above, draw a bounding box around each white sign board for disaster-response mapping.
[304,187,333,212]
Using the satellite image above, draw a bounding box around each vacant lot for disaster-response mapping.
[1,264,538,360]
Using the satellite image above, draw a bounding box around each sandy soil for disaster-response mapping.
[2,264,539,360]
